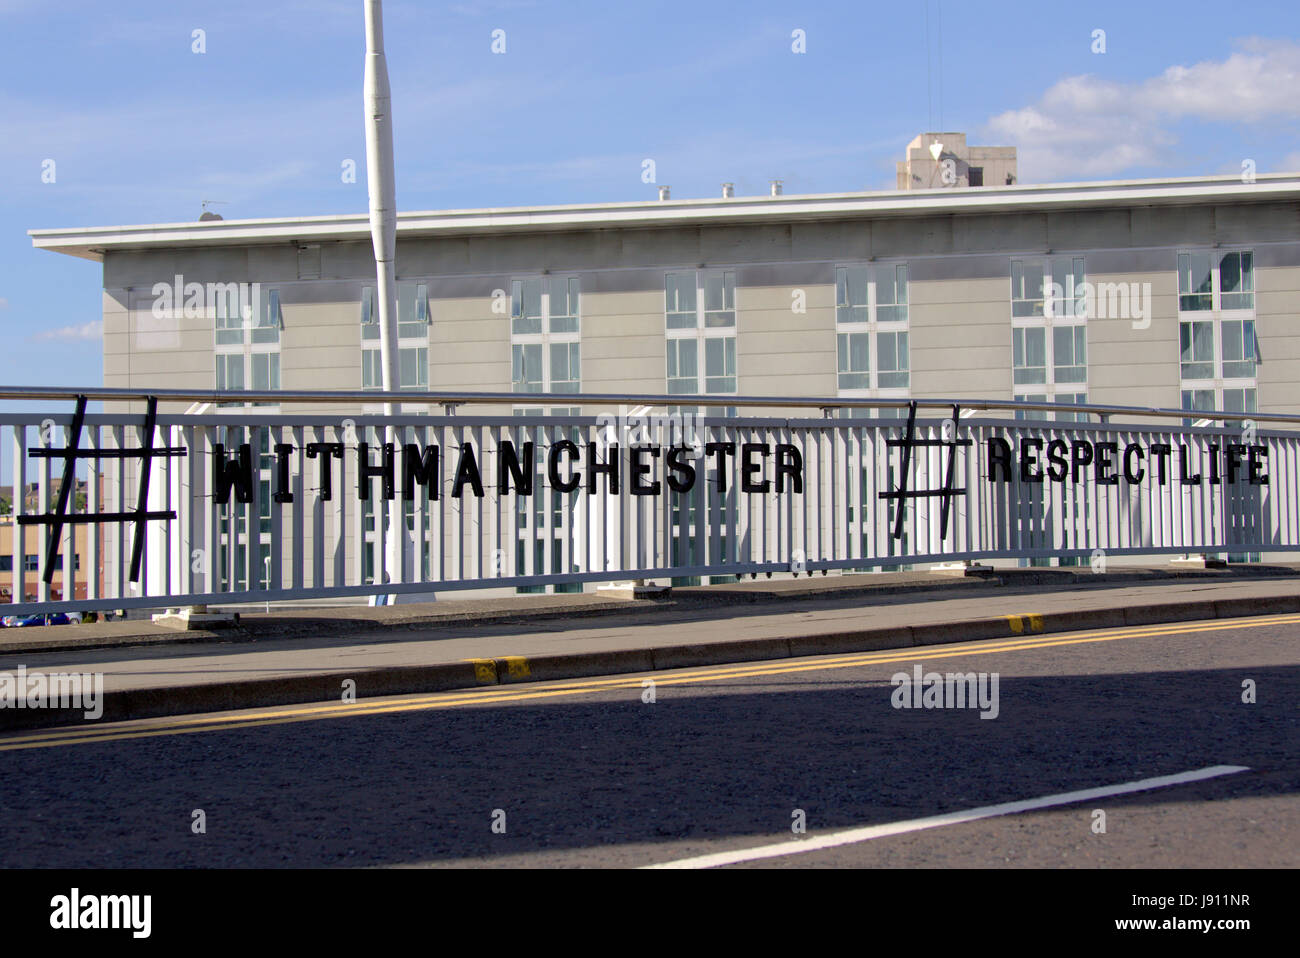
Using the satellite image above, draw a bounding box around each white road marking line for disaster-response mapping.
[642,764,1250,869]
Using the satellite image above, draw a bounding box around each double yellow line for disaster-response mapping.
[2,612,1295,752]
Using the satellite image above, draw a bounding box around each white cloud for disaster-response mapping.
[0,297,9,309]
[985,39,1300,183]
[31,321,102,343]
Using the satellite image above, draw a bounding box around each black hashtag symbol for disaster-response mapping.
[878,401,970,541]
[18,396,186,585]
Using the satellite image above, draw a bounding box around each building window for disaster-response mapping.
[6,550,81,573]
[1221,319,1257,379]
[1219,251,1255,310]
[968,167,983,187]
[362,282,429,390]
[1177,249,1257,418]
[510,276,580,397]
[837,331,870,391]
[1010,257,1087,418]
[1220,387,1257,415]
[665,270,736,396]
[512,343,542,393]
[834,263,909,398]
[251,352,280,391]
[1177,252,1214,311]
[1053,325,1087,384]
[704,336,736,392]
[216,352,245,391]
[666,338,697,394]
[550,341,581,393]
[215,287,281,403]
[1180,321,1214,380]
[1011,256,1084,319]
[1012,327,1047,385]
[665,272,696,329]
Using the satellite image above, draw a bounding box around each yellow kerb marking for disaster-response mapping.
[501,656,531,679]
[3,612,1297,752]
[467,659,497,683]
[1006,613,1044,633]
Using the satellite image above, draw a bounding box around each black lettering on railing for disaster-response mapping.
[213,444,254,505]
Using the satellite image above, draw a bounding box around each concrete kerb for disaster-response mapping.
[10,563,1300,659]
[1211,594,1300,619]
[4,590,1297,734]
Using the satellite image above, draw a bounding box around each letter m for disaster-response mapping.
[51,673,81,707]
[206,281,240,319]
[1097,282,1130,320]
[949,672,978,709]
[102,895,130,929]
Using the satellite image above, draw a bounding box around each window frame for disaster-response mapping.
[1176,248,1258,417]
[361,282,431,391]
[510,274,581,398]
[665,269,737,396]
[834,262,910,399]
[1010,256,1088,413]
[215,286,281,403]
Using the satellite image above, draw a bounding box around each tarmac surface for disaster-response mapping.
[0,611,1294,868]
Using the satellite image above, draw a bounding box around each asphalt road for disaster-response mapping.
[0,614,1295,868]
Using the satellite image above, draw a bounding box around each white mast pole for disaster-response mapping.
[363,0,402,597]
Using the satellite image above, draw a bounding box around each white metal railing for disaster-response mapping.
[1,387,1293,614]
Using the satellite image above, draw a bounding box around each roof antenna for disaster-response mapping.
[199,199,228,222]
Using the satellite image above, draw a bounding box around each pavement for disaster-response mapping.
[2,563,1300,730]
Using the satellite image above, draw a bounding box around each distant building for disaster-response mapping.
[28,169,1300,591]
[0,516,101,602]
[1,479,99,602]
[897,132,1017,189]
[0,481,87,515]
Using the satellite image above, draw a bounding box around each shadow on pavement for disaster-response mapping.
[0,663,1294,867]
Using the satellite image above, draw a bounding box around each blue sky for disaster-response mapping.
[1,0,1298,398]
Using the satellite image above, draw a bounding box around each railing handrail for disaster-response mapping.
[0,385,1283,425]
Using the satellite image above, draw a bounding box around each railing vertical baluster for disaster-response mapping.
[475,424,487,582]
[88,424,101,601]
[292,425,305,591]
[413,423,427,586]
[433,422,445,584]
[309,425,324,590]
[269,423,284,593]
[12,424,26,605]
[332,423,346,591]
[38,421,51,604]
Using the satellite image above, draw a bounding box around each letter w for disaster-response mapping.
[213,444,254,505]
